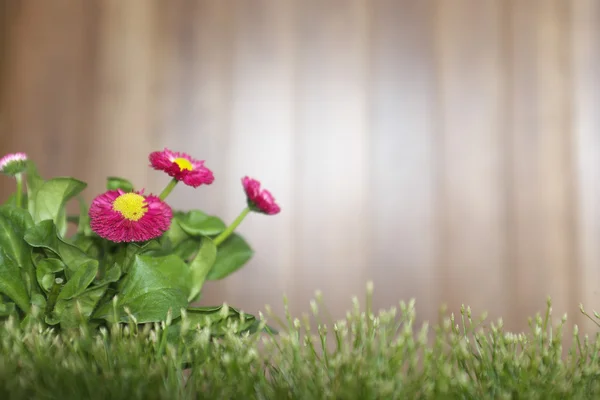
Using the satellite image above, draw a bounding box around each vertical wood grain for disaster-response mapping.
[370,0,438,323]
[202,0,296,315]
[292,0,370,317]
[508,0,576,325]
[86,0,161,197]
[434,0,509,320]
[1,0,98,180]
[573,0,600,331]
[0,1,597,330]
[149,0,234,214]
[0,0,11,193]
[535,0,576,324]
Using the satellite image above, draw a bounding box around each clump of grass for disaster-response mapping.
[0,289,599,399]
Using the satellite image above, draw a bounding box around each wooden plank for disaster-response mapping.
[199,0,295,314]
[85,0,162,197]
[149,0,234,215]
[434,0,509,321]
[572,0,600,332]
[0,0,98,181]
[0,0,13,200]
[508,0,576,326]
[0,0,593,329]
[369,0,438,324]
[291,0,370,318]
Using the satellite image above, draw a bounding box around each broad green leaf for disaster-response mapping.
[207,233,254,280]
[0,248,30,312]
[92,254,191,323]
[76,196,93,236]
[106,176,134,192]
[188,237,217,302]
[161,218,191,250]
[70,234,102,259]
[0,206,34,267]
[3,192,28,208]
[32,177,87,236]
[152,219,202,260]
[178,210,226,237]
[26,160,44,218]
[3,194,15,206]
[112,242,156,274]
[95,263,121,286]
[173,238,202,261]
[31,293,46,309]
[108,240,164,274]
[57,259,98,300]
[25,219,93,275]
[0,205,35,312]
[54,285,107,328]
[140,239,163,252]
[35,258,65,292]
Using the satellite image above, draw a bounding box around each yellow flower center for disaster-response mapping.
[174,158,193,171]
[112,193,148,222]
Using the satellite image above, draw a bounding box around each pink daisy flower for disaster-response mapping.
[89,189,173,243]
[149,148,214,188]
[242,176,281,215]
[0,152,28,176]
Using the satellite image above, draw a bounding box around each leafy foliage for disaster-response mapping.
[0,158,263,336]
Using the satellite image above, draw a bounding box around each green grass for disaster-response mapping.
[1,291,600,399]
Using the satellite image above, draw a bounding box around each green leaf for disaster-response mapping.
[177,210,226,237]
[161,218,191,249]
[188,237,217,302]
[32,177,87,236]
[57,259,98,300]
[26,160,44,218]
[106,176,134,192]
[76,196,92,236]
[173,238,202,261]
[0,302,16,317]
[54,285,107,328]
[92,254,191,323]
[0,205,35,312]
[35,258,65,292]
[207,233,254,280]
[112,242,148,274]
[3,192,28,207]
[25,220,93,276]
[95,263,121,286]
[70,235,102,259]
[31,293,46,309]
[45,314,60,326]
[0,206,34,267]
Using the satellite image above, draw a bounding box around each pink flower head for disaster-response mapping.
[89,189,173,243]
[242,176,280,215]
[0,152,28,176]
[149,148,214,188]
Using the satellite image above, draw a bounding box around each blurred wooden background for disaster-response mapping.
[1,0,599,332]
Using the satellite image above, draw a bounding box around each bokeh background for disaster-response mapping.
[1,0,599,332]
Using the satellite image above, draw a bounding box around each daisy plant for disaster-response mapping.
[0,149,279,341]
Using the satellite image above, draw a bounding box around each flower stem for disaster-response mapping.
[15,173,23,208]
[159,178,178,201]
[213,207,250,246]
[45,278,63,316]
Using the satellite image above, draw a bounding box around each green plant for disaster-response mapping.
[0,150,279,334]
